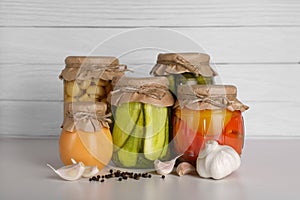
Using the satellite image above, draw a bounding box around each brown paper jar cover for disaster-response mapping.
[150,53,217,77]
[177,85,249,112]
[110,76,174,107]
[62,102,111,133]
[59,56,127,81]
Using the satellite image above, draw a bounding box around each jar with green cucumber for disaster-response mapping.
[110,77,174,169]
[150,53,217,95]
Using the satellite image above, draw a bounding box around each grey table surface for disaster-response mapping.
[0,137,299,200]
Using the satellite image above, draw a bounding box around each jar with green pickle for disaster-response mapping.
[109,77,174,169]
[150,53,216,95]
[59,56,127,116]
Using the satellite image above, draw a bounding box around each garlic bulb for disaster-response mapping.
[196,141,241,180]
[47,162,85,181]
[71,158,99,178]
[176,162,196,176]
[154,154,182,175]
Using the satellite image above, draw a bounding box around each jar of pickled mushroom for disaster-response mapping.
[150,53,216,95]
[109,77,174,169]
[60,102,113,170]
[173,85,248,165]
[59,56,127,116]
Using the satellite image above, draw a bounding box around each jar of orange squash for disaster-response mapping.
[60,102,113,170]
[173,85,249,164]
[59,56,127,116]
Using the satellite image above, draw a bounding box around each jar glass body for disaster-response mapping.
[59,128,113,170]
[112,102,171,169]
[63,79,112,115]
[173,108,244,164]
[167,73,214,95]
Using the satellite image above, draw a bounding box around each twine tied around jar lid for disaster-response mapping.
[62,102,112,132]
[59,56,129,81]
[177,85,249,112]
[109,77,174,107]
[150,53,217,77]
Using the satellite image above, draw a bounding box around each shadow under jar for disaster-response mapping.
[59,56,127,116]
[173,85,249,165]
[150,53,217,96]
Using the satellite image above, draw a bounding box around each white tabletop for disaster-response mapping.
[0,137,299,200]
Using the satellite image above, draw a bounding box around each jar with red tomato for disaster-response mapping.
[172,85,248,165]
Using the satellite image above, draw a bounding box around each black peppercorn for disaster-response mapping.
[148,174,152,178]
[109,169,113,174]
[162,175,165,179]
[101,179,104,183]
[118,177,122,181]
[89,178,92,181]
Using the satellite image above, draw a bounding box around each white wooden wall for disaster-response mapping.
[0,0,300,138]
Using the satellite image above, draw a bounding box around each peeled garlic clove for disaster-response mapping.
[154,154,182,175]
[79,80,91,90]
[176,162,196,176]
[47,162,85,181]
[66,81,81,97]
[70,158,99,178]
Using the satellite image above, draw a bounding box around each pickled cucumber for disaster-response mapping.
[143,104,167,161]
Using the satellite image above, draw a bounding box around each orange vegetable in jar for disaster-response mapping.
[173,85,248,164]
[59,102,113,170]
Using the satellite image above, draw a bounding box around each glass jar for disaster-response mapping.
[59,56,127,116]
[150,53,216,95]
[173,85,248,164]
[59,102,113,170]
[110,77,174,169]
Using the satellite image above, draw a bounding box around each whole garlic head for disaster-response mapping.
[196,140,241,180]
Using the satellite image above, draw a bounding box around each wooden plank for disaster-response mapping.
[0,101,63,136]
[0,63,299,101]
[1,27,300,64]
[214,64,300,102]
[1,0,300,27]
[0,100,299,137]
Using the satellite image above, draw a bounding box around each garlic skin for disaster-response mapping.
[154,154,182,175]
[196,141,241,180]
[47,162,85,181]
[176,162,196,176]
[70,158,99,178]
